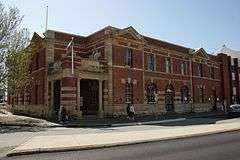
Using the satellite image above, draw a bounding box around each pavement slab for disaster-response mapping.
[7,121,240,156]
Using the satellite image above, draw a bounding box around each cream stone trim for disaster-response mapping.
[54,38,105,50]
[61,101,77,105]
[144,45,191,58]
[144,76,190,82]
[54,45,104,54]
[61,87,76,91]
[144,69,191,78]
[144,50,191,62]
[192,58,220,66]
[112,41,143,51]
[192,76,221,82]
[61,94,76,98]
[113,65,143,71]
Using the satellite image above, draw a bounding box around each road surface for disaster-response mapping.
[3,130,240,160]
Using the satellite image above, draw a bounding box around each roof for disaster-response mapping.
[43,26,191,53]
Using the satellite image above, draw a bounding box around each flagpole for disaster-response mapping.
[71,37,74,75]
[45,5,48,32]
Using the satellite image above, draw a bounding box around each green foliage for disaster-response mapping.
[6,43,36,94]
[0,1,31,93]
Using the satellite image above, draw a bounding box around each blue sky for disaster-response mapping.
[2,0,240,53]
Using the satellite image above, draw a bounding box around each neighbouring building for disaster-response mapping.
[7,26,238,119]
[215,45,240,107]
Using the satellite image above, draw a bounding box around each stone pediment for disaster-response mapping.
[114,26,146,43]
[193,48,209,59]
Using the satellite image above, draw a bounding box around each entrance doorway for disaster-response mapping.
[165,84,175,113]
[53,80,61,112]
[80,79,99,115]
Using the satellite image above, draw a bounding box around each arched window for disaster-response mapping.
[165,84,175,112]
[180,86,189,103]
[146,83,157,103]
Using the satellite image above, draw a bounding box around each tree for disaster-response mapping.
[0,2,31,93]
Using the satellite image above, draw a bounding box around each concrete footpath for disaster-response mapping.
[7,120,240,156]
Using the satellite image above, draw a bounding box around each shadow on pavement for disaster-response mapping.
[0,126,47,134]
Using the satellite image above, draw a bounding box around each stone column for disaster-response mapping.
[77,78,82,118]
[98,80,104,118]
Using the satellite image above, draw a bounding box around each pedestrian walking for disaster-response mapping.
[129,104,135,120]
[126,103,131,119]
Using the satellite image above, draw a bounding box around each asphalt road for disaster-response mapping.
[3,131,240,160]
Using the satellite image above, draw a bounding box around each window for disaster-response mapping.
[125,82,133,103]
[181,61,187,75]
[232,72,236,80]
[124,48,132,67]
[210,67,214,79]
[165,57,171,73]
[199,87,204,103]
[197,63,203,77]
[147,54,155,71]
[233,87,237,95]
[181,86,189,103]
[146,83,157,103]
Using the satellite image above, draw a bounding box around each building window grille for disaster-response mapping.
[124,48,132,67]
[146,83,157,103]
[125,82,133,103]
[147,54,155,71]
[165,57,171,73]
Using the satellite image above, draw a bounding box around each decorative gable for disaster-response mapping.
[193,48,209,59]
[114,26,146,43]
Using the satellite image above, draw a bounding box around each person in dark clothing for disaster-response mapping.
[126,103,135,120]
[129,104,135,120]
[61,107,67,122]
[126,103,131,119]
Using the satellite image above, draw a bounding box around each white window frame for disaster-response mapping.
[125,48,132,67]
[181,61,187,75]
[165,57,171,73]
[147,53,155,71]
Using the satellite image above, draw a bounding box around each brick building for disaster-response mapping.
[215,45,240,106]
[8,26,238,119]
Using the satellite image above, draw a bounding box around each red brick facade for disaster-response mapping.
[8,26,237,119]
